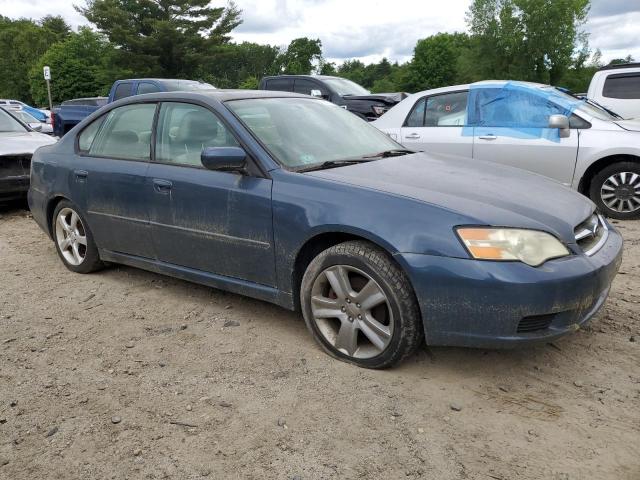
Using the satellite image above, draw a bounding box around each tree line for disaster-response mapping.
[0,0,635,107]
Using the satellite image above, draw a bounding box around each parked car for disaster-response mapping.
[587,63,640,119]
[0,99,49,122]
[53,78,215,137]
[10,109,54,134]
[259,75,407,121]
[0,107,56,201]
[373,80,640,220]
[28,90,622,368]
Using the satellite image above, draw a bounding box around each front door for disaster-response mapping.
[147,102,276,286]
[470,87,579,186]
[78,103,157,257]
[400,91,473,159]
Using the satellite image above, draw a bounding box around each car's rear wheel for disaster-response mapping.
[52,200,103,273]
[300,240,423,368]
[590,162,640,220]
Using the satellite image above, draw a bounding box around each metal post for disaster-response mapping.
[45,78,53,111]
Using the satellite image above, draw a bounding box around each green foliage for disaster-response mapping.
[0,15,70,104]
[28,28,128,105]
[75,0,242,77]
[278,38,323,74]
[405,33,470,91]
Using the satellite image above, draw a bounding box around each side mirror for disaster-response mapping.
[201,146,246,172]
[548,114,570,138]
[30,123,43,132]
[310,89,323,97]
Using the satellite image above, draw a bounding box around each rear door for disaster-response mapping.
[400,91,472,159]
[470,88,578,186]
[78,103,157,257]
[146,101,276,286]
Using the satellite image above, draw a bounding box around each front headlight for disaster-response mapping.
[456,227,570,267]
[372,105,387,116]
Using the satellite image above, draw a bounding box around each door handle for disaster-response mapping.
[153,179,172,194]
[478,135,497,140]
[74,169,88,181]
[405,133,421,139]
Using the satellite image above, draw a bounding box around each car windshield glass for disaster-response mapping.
[226,97,402,169]
[163,80,216,91]
[13,111,38,123]
[0,108,27,132]
[322,78,370,96]
[547,87,618,121]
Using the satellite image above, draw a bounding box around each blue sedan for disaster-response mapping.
[28,90,623,368]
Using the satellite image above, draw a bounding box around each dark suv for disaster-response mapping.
[259,75,407,121]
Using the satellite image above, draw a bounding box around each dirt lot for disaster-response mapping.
[0,203,639,480]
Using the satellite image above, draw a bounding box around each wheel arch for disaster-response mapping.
[290,228,411,311]
[45,195,70,238]
[578,154,640,195]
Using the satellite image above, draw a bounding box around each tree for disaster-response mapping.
[76,0,242,78]
[278,37,323,74]
[28,28,128,105]
[405,33,469,91]
[0,16,70,103]
[609,55,635,65]
[461,0,590,84]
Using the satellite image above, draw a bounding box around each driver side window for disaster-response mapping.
[155,103,239,167]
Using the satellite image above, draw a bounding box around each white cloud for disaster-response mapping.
[0,0,637,64]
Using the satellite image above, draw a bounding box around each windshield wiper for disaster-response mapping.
[297,158,375,172]
[584,98,624,119]
[362,149,414,159]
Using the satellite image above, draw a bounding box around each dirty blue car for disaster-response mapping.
[28,90,623,368]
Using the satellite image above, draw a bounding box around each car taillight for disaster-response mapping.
[50,112,55,128]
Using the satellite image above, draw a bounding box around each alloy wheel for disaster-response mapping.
[600,171,640,213]
[55,207,87,266]
[310,265,393,359]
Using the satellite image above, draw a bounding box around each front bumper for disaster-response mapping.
[398,226,623,348]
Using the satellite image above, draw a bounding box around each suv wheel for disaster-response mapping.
[300,241,423,368]
[52,200,103,273]
[590,161,640,220]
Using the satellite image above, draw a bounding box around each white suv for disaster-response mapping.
[587,63,640,120]
[373,80,640,220]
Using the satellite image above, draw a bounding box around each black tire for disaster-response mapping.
[589,161,640,220]
[51,200,103,273]
[300,240,423,369]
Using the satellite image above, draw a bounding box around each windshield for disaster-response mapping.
[13,110,38,123]
[163,80,216,91]
[548,87,619,121]
[0,108,27,132]
[226,97,401,169]
[323,78,370,96]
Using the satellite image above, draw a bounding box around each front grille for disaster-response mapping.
[517,314,554,333]
[574,213,608,256]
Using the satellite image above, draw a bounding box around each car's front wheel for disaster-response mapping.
[300,241,423,368]
[590,161,640,220]
[52,200,103,273]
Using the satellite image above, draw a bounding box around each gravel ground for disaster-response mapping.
[0,202,639,480]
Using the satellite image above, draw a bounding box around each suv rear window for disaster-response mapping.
[603,73,640,99]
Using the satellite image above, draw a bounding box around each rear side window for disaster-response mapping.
[89,104,156,160]
[603,73,640,99]
[113,83,133,101]
[137,82,161,95]
[265,78,293,92]
[78,116,106,152]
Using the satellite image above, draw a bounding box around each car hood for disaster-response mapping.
[343,92,408,104]
[304,152,593,242]
[0,131,57,155]
[614,119,640,132]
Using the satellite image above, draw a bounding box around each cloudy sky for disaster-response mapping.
[1,0,639,64]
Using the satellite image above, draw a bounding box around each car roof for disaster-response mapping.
[597,62,640,72]
[117,89,314,103]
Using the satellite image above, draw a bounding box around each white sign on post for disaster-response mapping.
[43,66,51,80]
